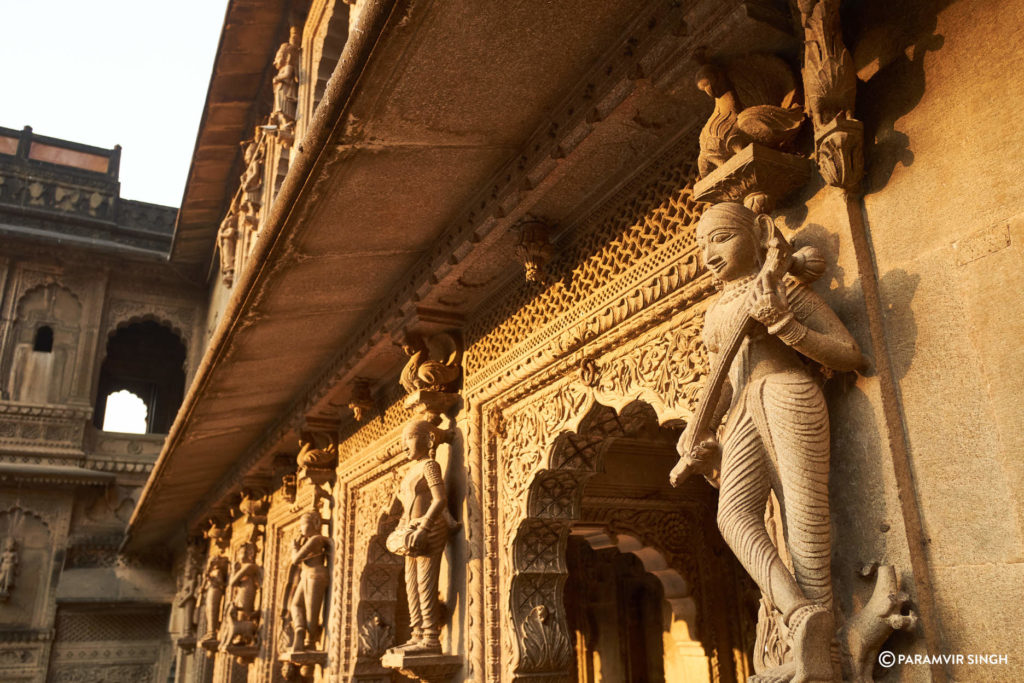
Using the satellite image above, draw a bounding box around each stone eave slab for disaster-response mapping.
[127,0,798,551]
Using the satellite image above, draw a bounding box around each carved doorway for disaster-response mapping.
[508,400,756,683]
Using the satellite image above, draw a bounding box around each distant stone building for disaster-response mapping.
[10,0,1024,682]
[0,125,205,681]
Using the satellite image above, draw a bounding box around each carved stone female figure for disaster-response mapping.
[385,419,457,655]
[0,537,18,601]
[281,511,331,651]
[220,542,262,650]
[199,553,230,644]
[670,202,862,682]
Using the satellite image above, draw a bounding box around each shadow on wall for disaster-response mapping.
[846,0,954,194]
[876,269,921,382]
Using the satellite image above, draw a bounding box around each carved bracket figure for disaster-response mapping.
[382,331,463,681]
[513,218,556,285]
[695,54,805,179]
[797,0,864,189]
[348,378,376,422]
[670,202,864,683]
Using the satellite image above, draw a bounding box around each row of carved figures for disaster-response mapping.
[216,26,301,288]
[194,2,912,681]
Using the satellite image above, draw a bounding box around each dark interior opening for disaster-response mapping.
[93,321,186,434]
[33,325,54,353]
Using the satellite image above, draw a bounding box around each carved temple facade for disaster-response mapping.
[4,0,1023,681]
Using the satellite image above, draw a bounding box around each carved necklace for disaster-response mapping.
[717,273,757,305]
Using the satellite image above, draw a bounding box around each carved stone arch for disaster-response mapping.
[5,282,84,403]
[105,311,189,350]
[504,393,747,682]
[348,477,404,680]
[507,399,677,682]
[0,503,54,533]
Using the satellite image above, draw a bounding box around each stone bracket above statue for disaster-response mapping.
[694,143,813,214]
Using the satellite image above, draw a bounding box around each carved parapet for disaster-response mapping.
[0,401,91,456]
[693,143,812,213]
[380,651,462,683]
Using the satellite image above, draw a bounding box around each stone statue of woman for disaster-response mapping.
[220,542,262,651]
[199,552,230,647]
[0,537,18,601]
[384,418,458,656]
[670,202,862,682]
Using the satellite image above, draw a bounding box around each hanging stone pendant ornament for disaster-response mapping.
[513,218,555,284]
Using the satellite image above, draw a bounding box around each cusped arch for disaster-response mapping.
[507,399,687,682]
[106,313,188,350]
[14,282,83,320]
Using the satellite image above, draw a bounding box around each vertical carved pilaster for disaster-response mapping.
[277,426,336,681]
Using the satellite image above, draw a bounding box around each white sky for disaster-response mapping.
[102,389,148,434]
[2,0,229,207]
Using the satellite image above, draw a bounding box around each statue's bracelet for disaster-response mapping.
[768,314,808,346]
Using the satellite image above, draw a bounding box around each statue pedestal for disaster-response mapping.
[222,642,260,664]
[175,634,196,653]
[380,651,461,683]
[198,633,219,655]
[279,649,327,679]
[694,143,812,213]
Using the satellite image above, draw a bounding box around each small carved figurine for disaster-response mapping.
[173,546,202,640]
[217,205,238,286]
[219,542,263,652]
[281,511,332,652]
[696,55,805,178]
[670,202,863,682]
[199,552,230,646]
[384,419,459,655]
[270,27,301,143]
[0,537,19,601]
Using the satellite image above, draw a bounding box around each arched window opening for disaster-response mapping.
[33,325,54,353]
[93,321,186,434]
[100,389,148,434]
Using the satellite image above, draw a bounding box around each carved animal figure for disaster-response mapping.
[843,565,918,683]
[399,333,462,394]
[696,55,805,177]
